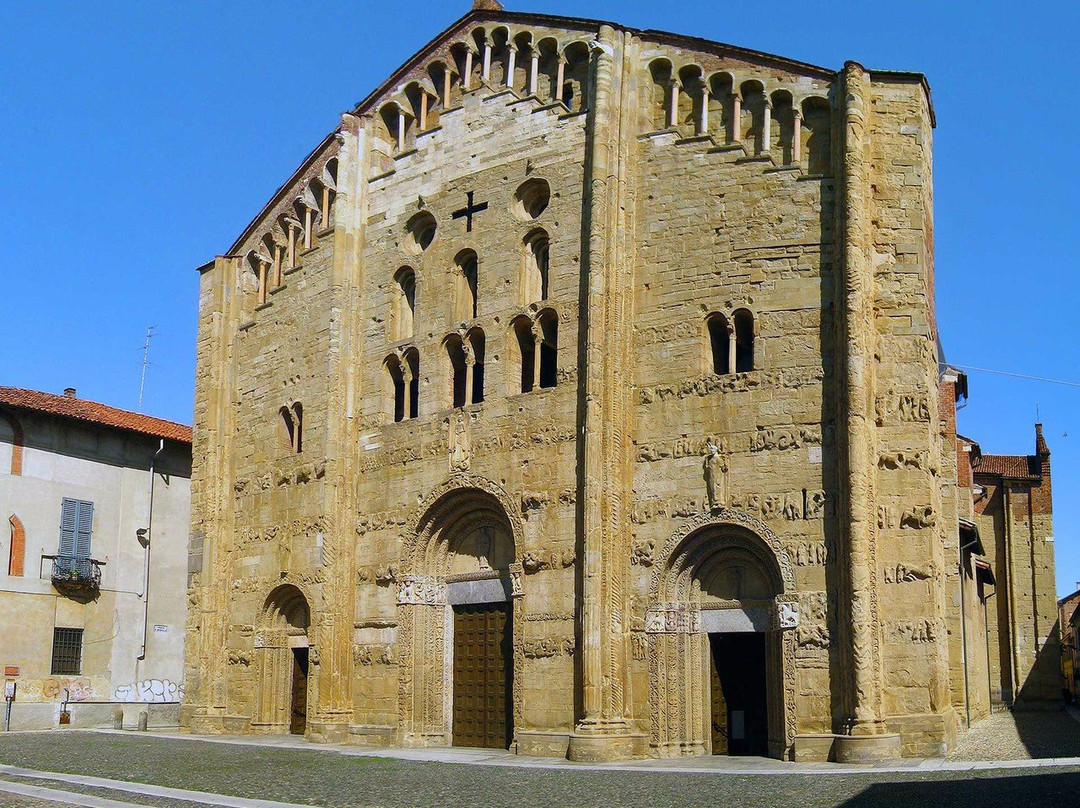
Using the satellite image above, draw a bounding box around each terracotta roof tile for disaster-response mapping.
[0,387,191,444]
[974,453,1040,480]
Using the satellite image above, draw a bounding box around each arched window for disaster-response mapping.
[8,515,25,577]
[279,407,296,452]
[733,309,755,373]
[393,267,416,341]
[454,250,479,322]
[706,313,731,375]
[404,348,420,419]
[386,355,406,423]
[512,316,535,394]
[468,329,486,404]
[291,403,303,454]
[537,310,558,389]
[522,230,550,304]
[446,335,468,409]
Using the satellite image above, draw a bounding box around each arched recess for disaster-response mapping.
[397,477,525,748]
[252,584,312,734]
[0,408,24,476]
[8,515,25,576]
[646,510,797,760]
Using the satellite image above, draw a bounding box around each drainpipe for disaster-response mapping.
[138,439,166,662]
[984,589,997,714]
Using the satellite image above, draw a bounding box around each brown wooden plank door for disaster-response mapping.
[290,647,309,735]
[452,602,512,749]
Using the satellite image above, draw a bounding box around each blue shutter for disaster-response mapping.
[75,501,93,559]
[59,498,94,559]
[60,499,77,556]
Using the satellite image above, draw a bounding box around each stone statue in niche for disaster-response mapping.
[476,526,493,570]
[704,438,728,511]
[448,410,470,473]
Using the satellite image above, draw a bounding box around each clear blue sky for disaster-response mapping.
[3,1,1078,593]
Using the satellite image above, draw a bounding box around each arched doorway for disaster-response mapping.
[253,585,311,735]
[398,477,524,749]
[648,511,797,759]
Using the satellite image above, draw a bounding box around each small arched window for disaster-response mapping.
[446,335,468,408]
[279,407,296,453]
[706,313,731,375]
[523,230,550,304]
[404,348,420,419]
[468,329,486,404]
[455,250,479,322]
[733,309,755,373]
[291,403,303,454]
[537,310,558,389]
[513,316,535,394]
[386,355,406,423]
[393,267,416,341]
[8,515,25,577]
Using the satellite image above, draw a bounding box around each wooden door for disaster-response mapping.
[710,632,769,756]
[290,647,308,735]
[452,602,512,748]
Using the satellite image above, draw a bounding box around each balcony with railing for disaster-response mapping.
[50,555,102,597]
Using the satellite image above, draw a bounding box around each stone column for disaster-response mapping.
[731,93,742,143]
[257,261,268,303]
[762,97,772,154]
[699,86,710,136]
[465,345,476,405]
[419,92,429,131]
[833,61,897,762]
[482,40,492,82]
[463,49,474,90]
[396,108,406,152]
[506,47,516,89]
[287,223,297,268]
[443,68,453,108]
[567,25,645,763]
[531,326,542,392]
[303,208,313,250]
[529,49,540,96]
[273,245,283,287]
[556,58,566,104]
[727,320,736,375]
[667,80,679,128]
[402,359,414,420]
[792,109,803,165]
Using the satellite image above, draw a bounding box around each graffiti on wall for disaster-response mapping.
[112,679,184,702]
[18,678,95,702]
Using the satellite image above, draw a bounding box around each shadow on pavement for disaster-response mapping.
[839,771,1080,808]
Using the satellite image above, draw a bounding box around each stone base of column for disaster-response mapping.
[307,717,350,744]
[183,709,227,735]
[567,719,648,762]
[833,733,901,763]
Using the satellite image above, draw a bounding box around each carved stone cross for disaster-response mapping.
[452,191,488,232]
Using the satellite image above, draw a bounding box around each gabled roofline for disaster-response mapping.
[207,5,935,265]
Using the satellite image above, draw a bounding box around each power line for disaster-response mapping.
[953,364,1080,389]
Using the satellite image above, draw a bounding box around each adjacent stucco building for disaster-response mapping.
[0,386,191,730]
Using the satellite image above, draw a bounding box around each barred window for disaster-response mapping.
[51,627,83,676]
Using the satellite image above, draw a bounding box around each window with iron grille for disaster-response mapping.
[51,627,83,676]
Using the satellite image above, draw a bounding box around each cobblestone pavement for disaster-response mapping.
[2,730,1080,808]
[949,709,1080,760]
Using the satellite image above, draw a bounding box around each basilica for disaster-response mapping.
[181,1,1059,762]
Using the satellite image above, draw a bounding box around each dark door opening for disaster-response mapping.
[290,647,309,735]
[710,632,769,756]
[452,601,513,749]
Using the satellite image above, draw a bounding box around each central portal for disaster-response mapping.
[452,601,513,749]
[710,632,769,756]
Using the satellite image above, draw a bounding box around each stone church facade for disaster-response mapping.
[182,2,1058,762]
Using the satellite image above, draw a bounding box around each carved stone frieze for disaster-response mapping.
[521,636,574,658]
[396,576,446,606]
[521,547,575,573]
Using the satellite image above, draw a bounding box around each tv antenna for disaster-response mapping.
[138,326,156,412]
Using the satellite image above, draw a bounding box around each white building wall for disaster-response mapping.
[0,408,190,729]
